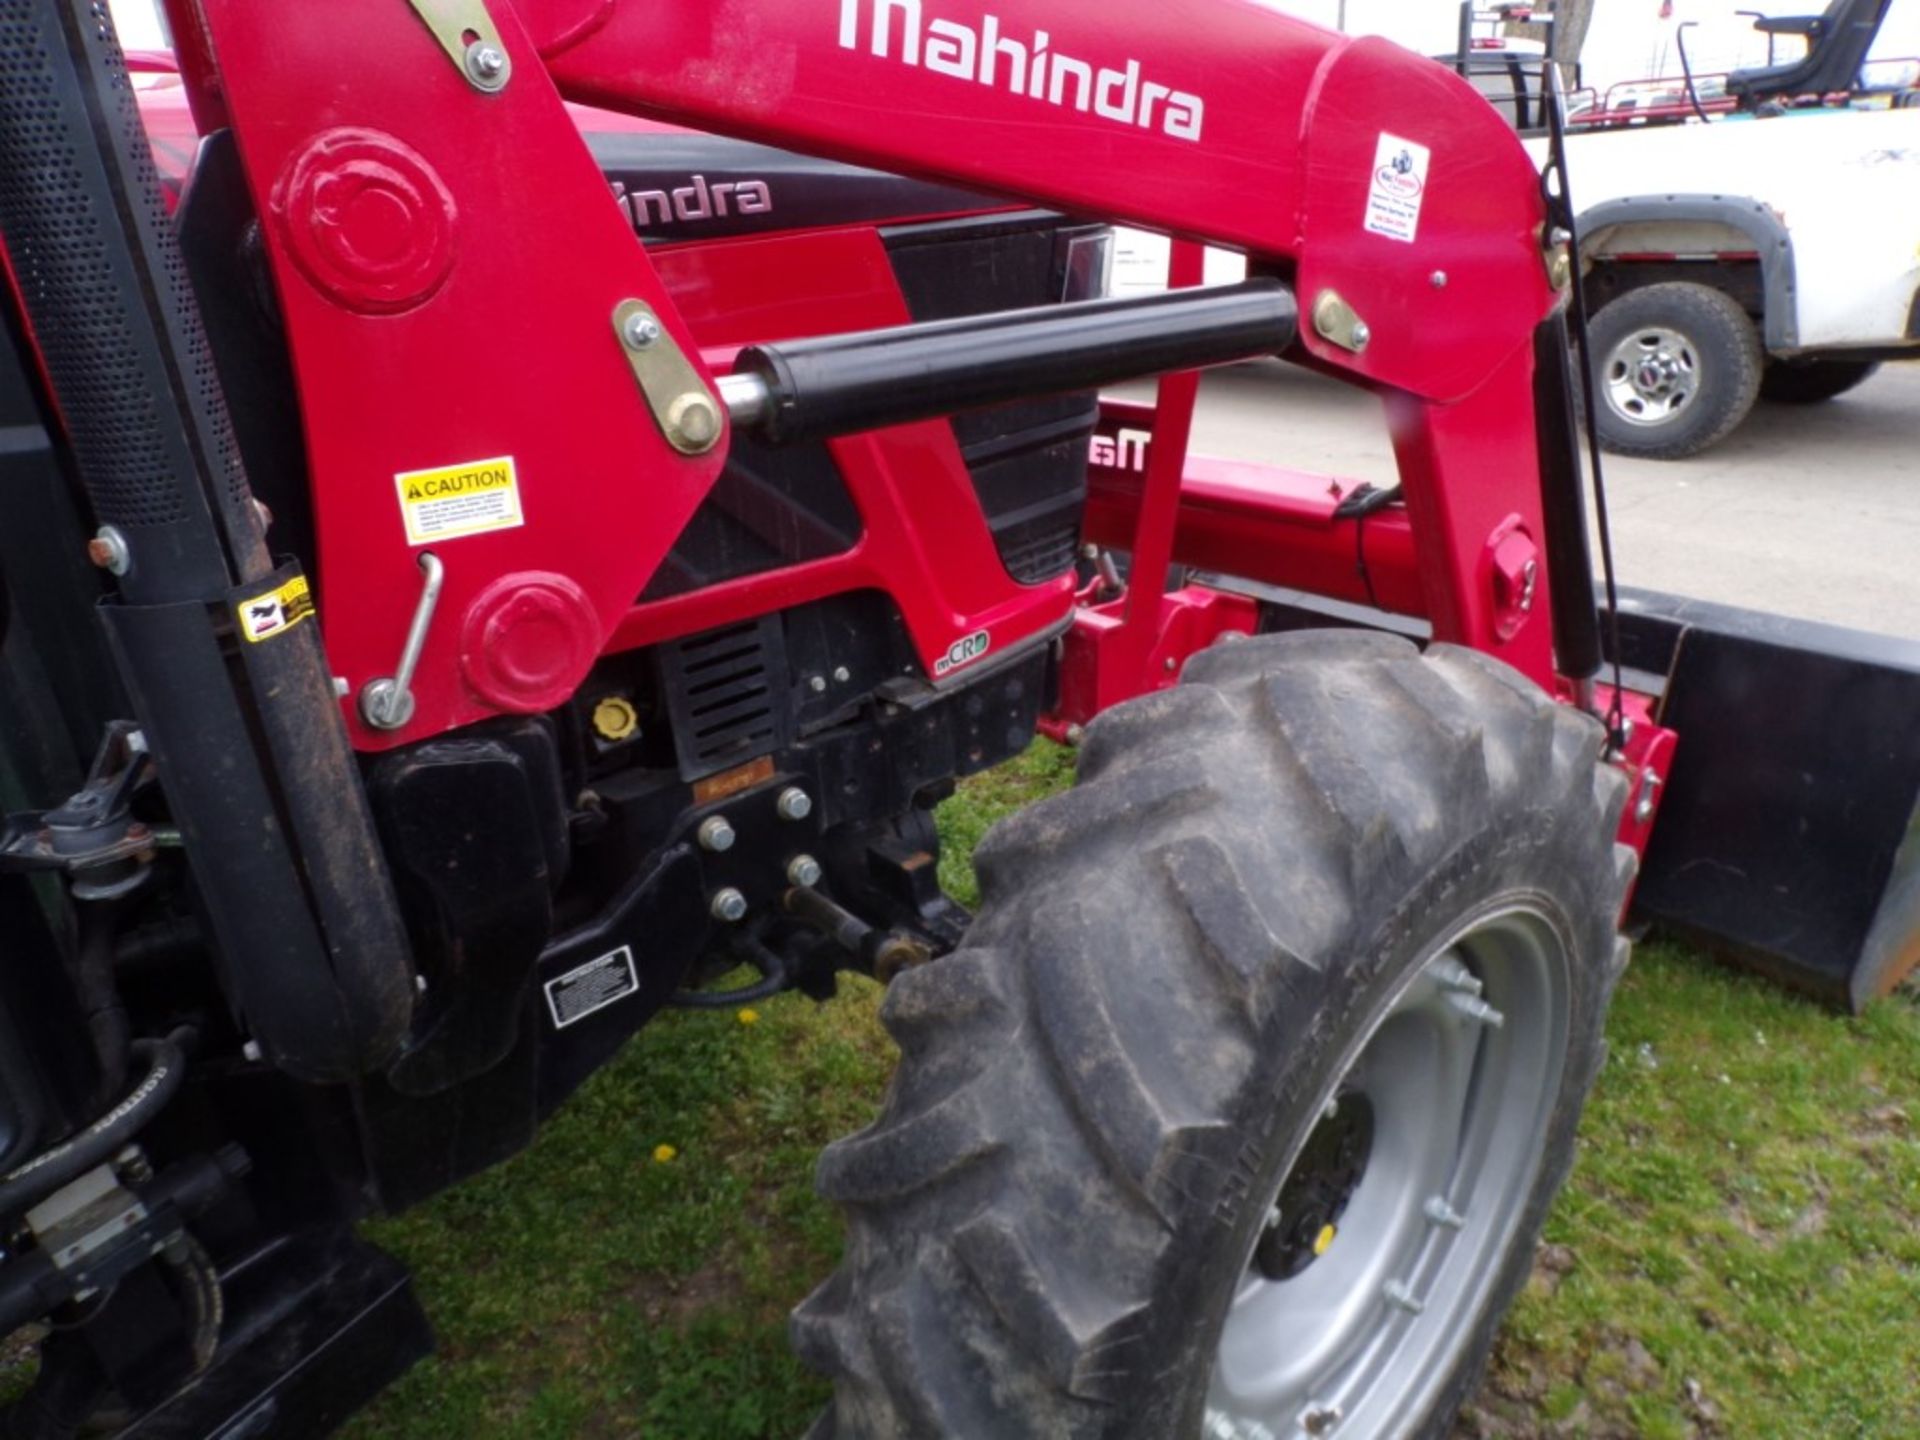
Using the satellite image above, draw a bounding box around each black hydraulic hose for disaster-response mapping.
[667,941,789,1009]
[70,907,130,1109]
[0,1028,192,1224]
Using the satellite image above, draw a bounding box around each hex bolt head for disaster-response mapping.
[622,312,662,350]
[1300,1404,1344,1437]
[1349,320,1372,351]
[89,526,131,576]
[787,854,823,888]
[709,887,749,923]
[463,40,510,87]
[832,665,852,683]
[1430,270,1449,288]
[775,786,812,821]
[698,815,736,852]
[808,675,828,694]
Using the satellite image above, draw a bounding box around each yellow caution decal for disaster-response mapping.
[394,454,523,545]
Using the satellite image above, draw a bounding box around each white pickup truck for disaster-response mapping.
[1116,0,1920,459]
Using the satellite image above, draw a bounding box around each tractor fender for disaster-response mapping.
[1578,194,1798,350]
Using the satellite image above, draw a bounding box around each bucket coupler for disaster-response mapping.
[1616,587,1920,1011]
[0,0,415,1080]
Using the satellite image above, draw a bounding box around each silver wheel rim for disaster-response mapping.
[1204,904,1571,1440]
[1602,325,1699,427]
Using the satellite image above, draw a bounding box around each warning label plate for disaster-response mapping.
[236,573,316,644]
[544,946,640,1030]
[1363,133,1431,245]
[395,454,523,545]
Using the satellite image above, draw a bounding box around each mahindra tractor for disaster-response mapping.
[4,1,1920,1437]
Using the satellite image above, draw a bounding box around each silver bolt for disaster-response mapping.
[1634,773,1661,826]
[1064,723,1086,745]
[1432,955,1483,996]
[1425,1196,1466,1230]
[808,675,828,694]
[832,665,851,683]
[1383,1279,1426,1315]
[241,1039,262,1063]
[775,786,812,821]
[415,974,429,995]
[332,677,351,699]
[710,887,749,923]
[1349,320,1372,351]
[1430,270,1448,288]
[787,854,823,887]
[622,311,662,350]
[1448,993,1506,1029]
[90,526,131,576]
[464,40,509,86]
[698,815,737,852]
[1163,657,1177,673]
[1322,1096,1339,1122]
[1300,1403,1344,1437]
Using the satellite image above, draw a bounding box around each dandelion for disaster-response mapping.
[653,1143,678,1164]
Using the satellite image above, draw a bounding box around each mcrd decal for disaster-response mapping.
[934,629,991,677]
[837,0,1205,142]
[1363,132,1431,244]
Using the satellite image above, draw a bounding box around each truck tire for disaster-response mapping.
[1588,281,1762,459]
[797,631,1633,1440]
[1759,358,1881,405]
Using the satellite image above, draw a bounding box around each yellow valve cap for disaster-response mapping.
[592,694,640,742]
[1313,1223,1337,1257]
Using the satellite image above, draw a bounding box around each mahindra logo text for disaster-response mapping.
[1090,427,1151,473]
[611,174,773,231]
[837,0,1205,142]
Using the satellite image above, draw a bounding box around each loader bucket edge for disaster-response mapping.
[1616,586,1920,1012]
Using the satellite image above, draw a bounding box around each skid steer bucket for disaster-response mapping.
[1618,587,1920,1011]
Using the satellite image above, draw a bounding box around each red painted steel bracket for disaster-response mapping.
[186,0,728,751]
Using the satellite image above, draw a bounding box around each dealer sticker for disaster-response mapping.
[544,945,640,1030]
[1363,133,1431,244]
[236,573,316,644]
[394,454,523,545]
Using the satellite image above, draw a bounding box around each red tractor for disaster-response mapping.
[2,1,1918,1436]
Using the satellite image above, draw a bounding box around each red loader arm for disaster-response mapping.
[174,0,1565,750]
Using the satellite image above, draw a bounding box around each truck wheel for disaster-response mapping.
[1588,282,1761,459]
[1759,358,1881,404]
[797,631,1633,1440]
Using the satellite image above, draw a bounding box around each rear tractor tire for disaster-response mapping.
[797,631,1634,1440]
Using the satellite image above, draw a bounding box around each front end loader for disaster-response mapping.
[0,1,1916,1436]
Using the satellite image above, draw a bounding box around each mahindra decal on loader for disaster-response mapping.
[2,1,1919,1437]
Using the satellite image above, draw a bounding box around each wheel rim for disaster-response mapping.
[1204,904,1571,1440]
[1602,325,1699,427]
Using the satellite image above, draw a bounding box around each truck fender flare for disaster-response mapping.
[1577,194,1798,350]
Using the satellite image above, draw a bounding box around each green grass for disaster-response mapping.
[9,742,1917,1436]
[341,740,1920,1439]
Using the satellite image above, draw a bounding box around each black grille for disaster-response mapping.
[658,618,793,779]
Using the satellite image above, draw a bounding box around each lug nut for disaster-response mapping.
[775,786,812,821]
[787,854,822,887]
[709,888,748,923]
[1383,1279,1426,1315]
[1448,993,1506,1029]
[698,816,736,852]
